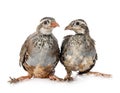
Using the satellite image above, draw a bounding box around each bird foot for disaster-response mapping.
[8,75,32,84]
[87,71,112,78]
[64,75,73,81]
[49,75,63,81]
[8,77,19,84]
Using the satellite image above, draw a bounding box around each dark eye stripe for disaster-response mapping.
[71,22,75,27]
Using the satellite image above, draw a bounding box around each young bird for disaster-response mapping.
[9,17,62,83]
[60,19,111,81]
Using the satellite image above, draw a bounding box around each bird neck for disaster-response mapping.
[38,27,53,35]
[75,28,85,34]
[76,28,89,35]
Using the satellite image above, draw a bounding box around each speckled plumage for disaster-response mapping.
[60,19,98,80]
[61,33,97,71]
[19,32,60,77]
[9,17,62,83]
[20,33,59,67]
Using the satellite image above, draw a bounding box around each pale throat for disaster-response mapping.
[39,27,53,35]
[76,28,85,34]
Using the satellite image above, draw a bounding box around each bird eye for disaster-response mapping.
[76,22,80,25]
[44,20,49,25]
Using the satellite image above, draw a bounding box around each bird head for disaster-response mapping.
[65,19,88,34]
[36,17,59,35]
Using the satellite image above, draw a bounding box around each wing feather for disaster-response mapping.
[60,35,72,64]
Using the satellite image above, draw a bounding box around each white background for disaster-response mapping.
[0,0,120,92]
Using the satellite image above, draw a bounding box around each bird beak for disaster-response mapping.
[50,21,59,28]
[65,25,72,30]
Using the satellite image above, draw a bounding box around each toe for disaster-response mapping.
[64,76,73,81]
[8,77,19,84]
[49,75,63,81]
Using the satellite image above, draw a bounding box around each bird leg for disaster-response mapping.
[64,68,73,81]
[8,75,32,84]
[49,74,63,81]
[86,71,112,78]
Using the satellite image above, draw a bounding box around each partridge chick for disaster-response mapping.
[60,19,111,81]
[9,17,62,83]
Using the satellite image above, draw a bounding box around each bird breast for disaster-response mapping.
[68,35,86,49]
[26,35,58,67]
[64,35,96,71]
[32,35,54,49]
